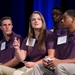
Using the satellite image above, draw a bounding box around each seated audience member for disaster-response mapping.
[0,11,57,75]
[0,16,24,68]
[50,6,67,36]
[55,9,75,75]
[32,9,75,75]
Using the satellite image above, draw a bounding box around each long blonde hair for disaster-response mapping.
[28,11,46,50]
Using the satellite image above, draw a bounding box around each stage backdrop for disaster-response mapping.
[0,0,75,40]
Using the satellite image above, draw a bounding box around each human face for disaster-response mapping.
[31,13,42,30]
[51,9,62,23]
[61,13,73,29]
[0,19,13,35]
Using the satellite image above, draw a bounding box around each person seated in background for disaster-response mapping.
[50,6,67,36]
[0,11,57,75]
[32,9,75,75]
[0,16,24,68]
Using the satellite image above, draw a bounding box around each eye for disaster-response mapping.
[38,18,41,20]
[51,13,61,16]
[8,24,12,26]
[3,24,6,26]
[31,18,35,21]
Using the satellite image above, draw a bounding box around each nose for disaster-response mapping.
[35,19,38,23]
[53,15,56,18]
[6,25,9,28]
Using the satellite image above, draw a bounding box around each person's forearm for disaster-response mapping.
[61,58,75,63]
[3,57,20,67]
[15,49,26,61]
[47,49,55,58]
[35,59,43,64]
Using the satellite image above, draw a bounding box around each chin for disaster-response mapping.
[6,32,12,35]
[63,26,66,28]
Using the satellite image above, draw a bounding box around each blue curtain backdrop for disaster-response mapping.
[0,0,75,40]
[10,0,33,38]
[33,0,61,29]
[68,0,75,9]
[11,0,25,37]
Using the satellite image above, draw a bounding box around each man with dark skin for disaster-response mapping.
[50,6,67,36]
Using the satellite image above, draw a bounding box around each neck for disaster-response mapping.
[4,33,11,41]
[69,25,75,33]
[54,21,61,27]
[34,29,40,39]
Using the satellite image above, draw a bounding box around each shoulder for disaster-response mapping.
[23,37,28,42]
[0,39,4,46]
[12,32,23,39]
[46,30,56,37]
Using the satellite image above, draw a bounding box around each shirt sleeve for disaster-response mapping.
[46,31,57,50]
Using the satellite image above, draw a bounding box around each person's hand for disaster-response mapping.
[13,37,20,50]
[25,62,36,68]
[43,56,50,68]
[48,58,62,68]
[0,63,2,65]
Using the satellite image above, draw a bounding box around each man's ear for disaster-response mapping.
[0,26,1,29]
[12,25,13,29]
[0,26,2,30]
[72,17,74,23]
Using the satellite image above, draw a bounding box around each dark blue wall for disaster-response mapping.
[0,0,74,40]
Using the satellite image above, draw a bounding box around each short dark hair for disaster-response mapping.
[52,6,64,14]
[0,16,12,26]
[65,9,75,17]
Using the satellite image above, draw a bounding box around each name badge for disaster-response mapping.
[57,35,67,45]
[26,38,36,47]
[50,29,54,32]
[1,42,6,50]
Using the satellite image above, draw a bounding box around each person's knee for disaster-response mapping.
[34,64,46,72]
[55,64,64,74]
[34,64,43,69]
[0,68,3,75]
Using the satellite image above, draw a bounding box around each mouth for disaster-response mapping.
[53,18,57,21]
[63,24,65,27]
[6,30,9,31]
[35,24,39,25]
[6,30,10,32]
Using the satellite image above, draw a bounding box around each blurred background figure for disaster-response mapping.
[50,6,68,36]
